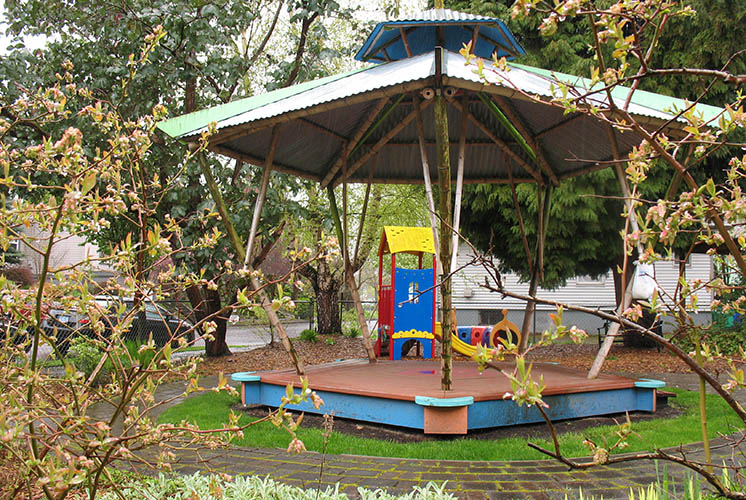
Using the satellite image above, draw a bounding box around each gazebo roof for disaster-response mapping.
[158,49,722,187]
[354,8,525,63]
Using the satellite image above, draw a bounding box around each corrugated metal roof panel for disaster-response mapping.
[157,68,367,139]
[507,63,723,123]
[164,52,435,140]
[157,49,726,186]
[160,50,724,141]
[395,9,497,22]
[354,9,525,62]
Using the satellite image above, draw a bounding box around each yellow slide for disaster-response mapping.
[450,333,478,357]
[433,322,478,358]
[434,312,521,358]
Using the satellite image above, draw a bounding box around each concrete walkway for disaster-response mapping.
[113,372,746,500]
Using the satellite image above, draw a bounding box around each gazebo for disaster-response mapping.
[159,8,719,426]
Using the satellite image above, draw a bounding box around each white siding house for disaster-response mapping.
[17,226,115,282]
[451,242,713,335]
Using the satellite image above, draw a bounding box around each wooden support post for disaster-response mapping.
[519,185,551,353]
[413,97,443,276]
[326,186,377,363]
[588,127,645,379]
[450,102,468,274]
[195,148,305,376]
[244,126,280,267]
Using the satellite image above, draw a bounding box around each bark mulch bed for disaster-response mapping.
[194,335,730,378]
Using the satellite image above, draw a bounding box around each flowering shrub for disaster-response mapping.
[0,28,322,499]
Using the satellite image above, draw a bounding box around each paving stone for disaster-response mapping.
[360,478,399,489]
[454,481,499,490]
[418,472,455,481]
[487,491,529,500]
[511,473,560,481]
[522,491,552,500]
[394,480,421,490]
[346,468,386,477]
[469,466,512,474]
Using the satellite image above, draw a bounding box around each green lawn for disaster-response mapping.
[158,389,743,461]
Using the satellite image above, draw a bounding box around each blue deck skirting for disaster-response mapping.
[237,378,662,432]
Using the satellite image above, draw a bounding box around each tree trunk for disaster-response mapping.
[301,254,344,335]
[185,283,231,357]
[204,287,230,357]
[519,271,538,351]
[316,285,341,334]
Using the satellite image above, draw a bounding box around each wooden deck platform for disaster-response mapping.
[233,359,663,434]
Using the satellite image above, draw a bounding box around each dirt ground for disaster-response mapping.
[194,335,733,443]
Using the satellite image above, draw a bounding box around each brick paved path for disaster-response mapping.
[103,372,745,500]
[165,437,740,500]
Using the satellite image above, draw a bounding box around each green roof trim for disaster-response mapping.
[510,62,723,123]
[157,66,369,139]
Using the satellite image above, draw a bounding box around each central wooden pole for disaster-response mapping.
[433,46,453,391]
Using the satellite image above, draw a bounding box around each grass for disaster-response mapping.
[158,388,743,461]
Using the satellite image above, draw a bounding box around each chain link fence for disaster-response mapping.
[40,297,195,356]
[286,299,378,333]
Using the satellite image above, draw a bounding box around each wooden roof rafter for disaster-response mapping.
[452,99,542,183]
[458,25,520,59]
[320,97,392,188]
[361,26,417,62]
[491,95,559,185]
[332,100,434,187]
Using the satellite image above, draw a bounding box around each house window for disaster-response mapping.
[672,258,691,270]
[479,310,501,325]
[576,274,606,285]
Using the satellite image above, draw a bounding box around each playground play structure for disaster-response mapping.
[160,7,716,433]
[375,226,520,360]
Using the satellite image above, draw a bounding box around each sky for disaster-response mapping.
[0,0,427,55]
[0,0,49,54]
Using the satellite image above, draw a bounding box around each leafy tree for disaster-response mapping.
[2,0,352,356]
[292,182,428,334]
[464,2,746,495]
[0,37,326,497]
[449,0,745,297]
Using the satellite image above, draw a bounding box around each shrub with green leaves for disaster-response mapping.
[300,328,319,342]
[68,336,104,382]
[673,314,746,355]
[341,307,363,338]
[99,473,456,500]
